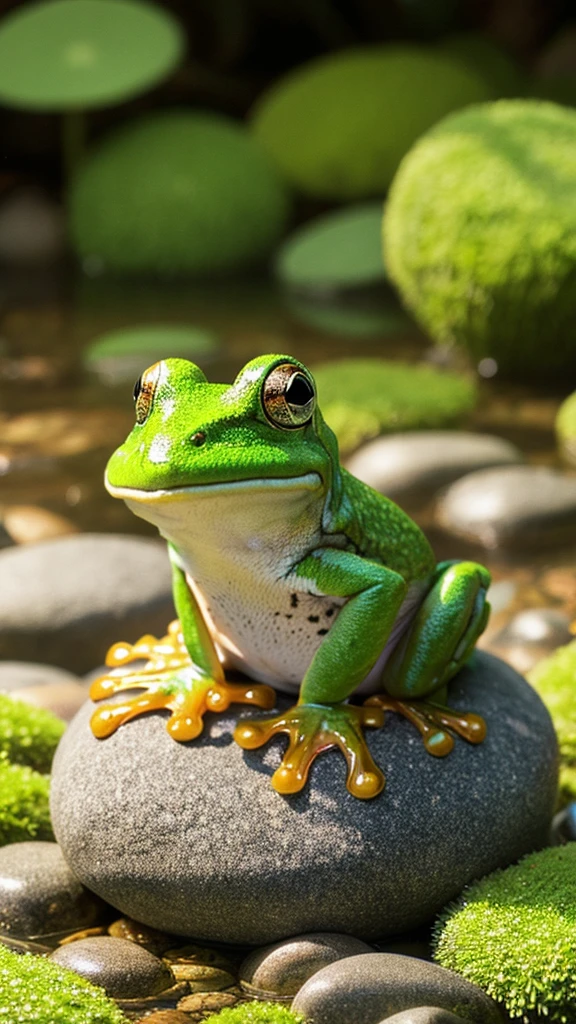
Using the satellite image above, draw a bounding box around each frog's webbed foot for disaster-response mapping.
[364,693,486,757]
[89,620,276,742]
[234,701,385,799]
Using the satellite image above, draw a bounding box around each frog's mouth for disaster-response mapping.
[105,472,323,502]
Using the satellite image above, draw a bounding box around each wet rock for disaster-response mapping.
[291,953,501,1024]
[0,187,66,265]
[108,916,176,956]
[49,935,174,999]
[1,504,79,545]
[0,841,105,938]
[346,431,521,508]
[435,466,576,549]
[240,932,372,997]
[377,1010,470,1024]
[0,534,174,672]
[51,652,557,945]
[170,963,235,990]
[136,1013,193,1024]
[178,991,239,1014]
[0,661,86,721]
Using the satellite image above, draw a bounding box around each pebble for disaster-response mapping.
[0,187,66,265]
[49,935,174,999]
[487,607,574,674]
[51,652,557,945]
[0,661,86,721]
[0,504,79,545]
[108,916,176,956]
[435,465,576,549]
[291,953,502,1024]
[240,932,373,997]
[178,991,239,1014]
[136,1013,192,1024]
[0,533,174,672]
[0,841,105,938]
[377,1010,470,1024]
[346,431,521,508]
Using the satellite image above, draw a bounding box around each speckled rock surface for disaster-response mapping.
[435,465,576,549]
[49,936,174,998]
[291,953,502,1024]
[377,1008,470,1024]
[240,932,372,997]
[51,652,557,944]
[0,841,105,938]
[0,534,174,673]
[346,431,521,508]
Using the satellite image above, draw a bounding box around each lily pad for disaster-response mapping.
[85,324,219,383]
[0,0,184,111]
[276,203,386,294]
[286,297,412,339]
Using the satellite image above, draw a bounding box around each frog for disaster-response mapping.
[90,354,491,799]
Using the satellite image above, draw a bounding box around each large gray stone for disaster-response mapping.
[0,534,174,673]
[291,954,502,1024]
[51,652,558,945]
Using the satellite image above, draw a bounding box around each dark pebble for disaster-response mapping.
[49,935,174,999]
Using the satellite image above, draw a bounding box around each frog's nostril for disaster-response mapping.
[191,431,206,447]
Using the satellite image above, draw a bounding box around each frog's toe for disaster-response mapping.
[90,690,173,738]
[365,694,486,757]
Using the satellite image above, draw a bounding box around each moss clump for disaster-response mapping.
[0,941,127,1023]
[204,1003,305,1024]
[528,640,576,804]
[251,46,493,199]
[0,756,53,845]
[313,359,476,454]
[0,692,65,773]
[384,99,576,375]
[70,111,290,276]
[434,845,576,1022]
[556,391,576,466]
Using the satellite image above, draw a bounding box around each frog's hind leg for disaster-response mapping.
[366,561,491,756]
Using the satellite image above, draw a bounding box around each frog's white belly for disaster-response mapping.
[123,476,425,694]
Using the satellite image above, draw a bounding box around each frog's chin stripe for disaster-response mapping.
[105,471,323,502]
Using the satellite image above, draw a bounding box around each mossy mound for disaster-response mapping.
[70,111,290,276]
[251,46,493,199]
[313,359,476,454]
[528,640,576,804]
[204,1003,305,1023]
[0,756,53,844]
[434,845,576,1022]
[384,99,576,375]
[0,692,65,773]
[556,391,576,466]
[0,941,127,1023]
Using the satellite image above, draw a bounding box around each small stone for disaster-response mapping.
[0,661,87,721]
[0,841,105,938]
[487,607,575,673]
[0,534,174,672]
[179,965,236,991]
[291,953,502,1024]
[49,935,174,999]
[136,1014,192,1024]
[435,465,576,549]
[0,187,66,265]
[1,504,78,545]
[240,932,372,997]
[377,1010,469,1024]
[346,431,521,508]
[109,916,176,956]
[178,992,239,1012]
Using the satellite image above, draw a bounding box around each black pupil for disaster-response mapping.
[286,373,313,407]
[133,377,142,402]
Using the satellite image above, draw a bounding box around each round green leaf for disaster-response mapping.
[85,324,219,383]
[0,0,185,111]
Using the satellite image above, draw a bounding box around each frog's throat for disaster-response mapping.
[105,471,323,503]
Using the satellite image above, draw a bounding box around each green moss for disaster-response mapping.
[384,99,576,375]
[204,1002,305,1024]
[433,845,576,1022]
[313,359,477,454]
[0,757,53,844]
[0,693,64,773]
[70,111,290,276]
[251,46,493,199]
[556,391,576,466]
[0,941,127,1023]
[528,640,576,802]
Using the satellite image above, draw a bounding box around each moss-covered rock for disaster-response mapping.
[0,940,127,1023]
[0,757,53,844]
[204,1002,305,1024]
[70,111,290,276]
[434,845,576,1022]
[251,46,493,199]
[384,99,576,375]
[0,692,65,773]
[313,359,477,454]
[556,391,576,466]
[528,640,576,804]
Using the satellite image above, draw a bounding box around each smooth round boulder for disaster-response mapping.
[291,953,502,1024]
[49,936,174,999]
[51,652,557,945]
[240,932,373,997]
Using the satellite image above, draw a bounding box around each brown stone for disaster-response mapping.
[109,915,175,956]
[135,1013,192,1024]
[178,991,238,1013]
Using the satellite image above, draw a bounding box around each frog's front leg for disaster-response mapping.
[366,560,491,756]
[90,553,275,741]
[234,548,408,799]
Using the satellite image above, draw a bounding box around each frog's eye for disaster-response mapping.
[133,361,161,424]
[262,362,316,429]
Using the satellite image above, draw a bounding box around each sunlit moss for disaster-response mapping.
[528,640,576,806]
[556,391,576,466]
[0,940,127,1023]
[0,756,53,844]
[204,1002,306,1024]
[434,845,576,1022]
[0,693,64,773]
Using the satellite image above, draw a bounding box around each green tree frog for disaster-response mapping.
[91,355,490,799]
